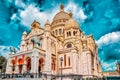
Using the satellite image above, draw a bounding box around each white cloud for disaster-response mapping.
[15,0,25,8]
[65,2,87,20]
[102,61,116,71]
[0,46,19,58]
[96,31,120,46]
[20,2,87,28]
[11,13,17,20]
[20,4,58,27]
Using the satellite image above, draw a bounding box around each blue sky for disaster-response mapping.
[0,0,120,71]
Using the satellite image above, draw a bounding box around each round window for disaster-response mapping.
[67,44,72,48]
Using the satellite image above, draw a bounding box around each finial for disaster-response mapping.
[34,20,37,22]
[60,4,64,11]
[69,10,73,18]
[45,19,50,25]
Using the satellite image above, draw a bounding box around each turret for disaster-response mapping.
[22,31,27,40]
[45,20,51,32]
[44,20,51,37]
[31,20,40,29]
[64,11,80,39]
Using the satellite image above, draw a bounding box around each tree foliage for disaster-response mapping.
[0,56,7,73]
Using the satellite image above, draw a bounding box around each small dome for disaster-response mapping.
[53,4,70,22]
[65,18,79,29]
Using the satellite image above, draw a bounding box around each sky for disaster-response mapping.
[0,0,120,71]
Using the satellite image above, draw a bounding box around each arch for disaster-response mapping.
[26,57,31,72]
[53,31,54,35]
[59,29,62,35]
[11,60,15,65]
[69,31,71,36]
[18,58,23,73]
[55,29,58,35]
[68,57,71,66]
[67,43,72,48]
[11,60,15,72]
[38,58,44,73]
[67,32,69,36]
[52,59,56,71]
[73,31,76,36]
[64,42,74,49]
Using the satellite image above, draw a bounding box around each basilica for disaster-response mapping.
[6,4,102,79]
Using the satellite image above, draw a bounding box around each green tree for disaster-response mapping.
[0,56,7,73]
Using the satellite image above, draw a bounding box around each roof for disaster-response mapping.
[53,4,70,22]
[53,11,70,21]
[65,18,79,29]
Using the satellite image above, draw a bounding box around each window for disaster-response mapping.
[55,30,58,35]
[64,55,66,66]
[69,31,71,36]
[59,29,62,35]
[67,43,72,48]
[68,57,70,66]
[53,31,54,34]
[67,31,71,37]
[73,31,76,36]
[75,31,77,34]
[67,32,69,36]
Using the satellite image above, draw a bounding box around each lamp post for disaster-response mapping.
[60,57,63,80]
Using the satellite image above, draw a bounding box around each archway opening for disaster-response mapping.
[11,60,15,73]
[18,58,23,73]
[38,58,44,73]
[26,57,31,72]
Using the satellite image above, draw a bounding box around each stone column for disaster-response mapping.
[31,49,39,74]
[72,49,78,74]
[6,58,13,74]
[44,37,52,80]
[14,62,19,74]
[87,52,92,75]
[82,50,92,76]
[22,61,27,73]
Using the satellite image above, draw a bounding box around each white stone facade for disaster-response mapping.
[6,4,102,78]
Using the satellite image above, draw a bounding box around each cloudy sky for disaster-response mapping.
[0,0,120,71]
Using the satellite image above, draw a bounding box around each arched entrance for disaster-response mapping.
[26,57,31,72]
[11,60,15,73]
[18,58,23,73]
[38,58,44,73]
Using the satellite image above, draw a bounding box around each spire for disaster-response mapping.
[23,31,27,35]
[31,20,40,29]
[60,4,64,11]
[69,10,73,18]
[45,20,50,25]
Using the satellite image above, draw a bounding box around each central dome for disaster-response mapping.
[53,4,70,22]
[53,11,70,21]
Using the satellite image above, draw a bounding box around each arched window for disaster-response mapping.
[75,31,77,34]
[69,31,71,36]
[59,29,62,35]
[53,31,54,35]
[68,57,70,66]
[67,43,72,48]
[64,55,66,66]
[55,30,58,35]
[67,32,69,36]
[73,31,76,36]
